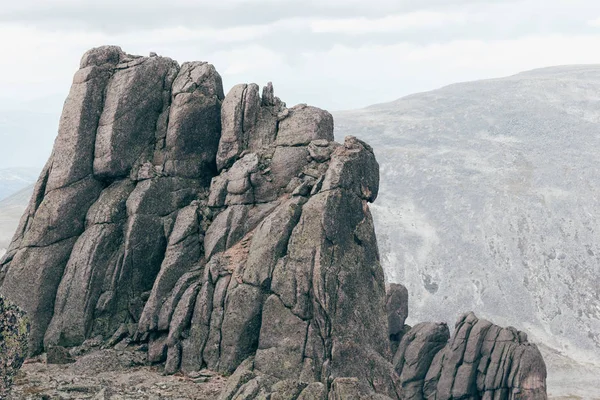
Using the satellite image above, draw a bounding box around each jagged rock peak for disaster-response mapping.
[0,46,547,400]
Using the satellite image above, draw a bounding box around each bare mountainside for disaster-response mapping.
[0,168,38,201]
[334,65,600,394]
[0,185,33,255]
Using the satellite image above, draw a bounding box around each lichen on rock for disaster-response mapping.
[0,294,30,396]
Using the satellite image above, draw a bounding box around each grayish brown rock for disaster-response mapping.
[329,377,367,400]
[163,62,224,179]
[1,237,78,354]
[387,283,409,339]
[217,357,256,400]
[393,322,450,399]
[137,204,202,334]
[46,345,75,364]
[297,382,326,400]
[46,62,112,191]
[216,84,250,171]
[254,295,308,380]
[418,313,548,400]
[0,294,29,397]
[218,283,264,374]
[94,56,178,179]
[275,105,334,146]
[216,83,284,171]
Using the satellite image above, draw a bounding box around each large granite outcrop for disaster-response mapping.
[0,46,547,399]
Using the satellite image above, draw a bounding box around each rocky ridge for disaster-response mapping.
[0,46,547,399]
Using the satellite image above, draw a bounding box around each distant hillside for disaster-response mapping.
[0,184,33,251]
[0,167,39,200]
[334,65,600,395]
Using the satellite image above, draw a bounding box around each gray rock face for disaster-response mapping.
[387,283,409,353]
[0,46,548,400]
[390,312,547,400]
[163,62,224,179]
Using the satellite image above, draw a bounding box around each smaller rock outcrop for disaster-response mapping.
[0,294,29,396]
[393,311,547,400]
[386,283,410,354]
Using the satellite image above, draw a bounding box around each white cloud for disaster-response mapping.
[117,25,275,45]
[2,0,600,168]
[210,45,288,75]
[298,34,600,109]
[588,17,600,27]
[0,23,294,105]
[310,11,476,34]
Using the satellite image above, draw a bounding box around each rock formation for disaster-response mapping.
[394,313,547,400]
[0,294,29,396]
[0,46,547,399]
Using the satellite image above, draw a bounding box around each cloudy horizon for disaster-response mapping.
[2,0,600,168]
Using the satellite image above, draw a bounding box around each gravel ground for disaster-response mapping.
[8,348,227,400]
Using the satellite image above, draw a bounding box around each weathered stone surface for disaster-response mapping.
[138,204,202,334]
[254,295,308,379]
[329,377,367,400]
[0,158,53,266]
[0,295,29,397]
[321,136,379,202]
[148,334,168,363]
[276,105,334,146]
[270,146,310,189]
[86,180,135,224]
[80,46,125,69]
[22,176,104,247]
[1,238,78,354]
[157,270,202,332]
[181,279,214,372]
[394,322,450,399]
[217,357,256,400]
[387,283,409,340]
[418,313,548,400]
[94,56,178,179]
[46,62,112,191]
[216,84,249,171]
[387,283,409,357]
[242,198,304,288]
[217,83,284,171]
[46,345,75,364]
[297,382,326,400]
[269,380,307,400]
[218,283,264,374]
[164,62,224,179]
[44,223,124,348]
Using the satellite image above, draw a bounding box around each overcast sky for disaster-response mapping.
[2,0,600,168]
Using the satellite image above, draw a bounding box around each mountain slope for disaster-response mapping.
[334,65,600,393]
[0,167,39,200]
[0,184,33,254]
